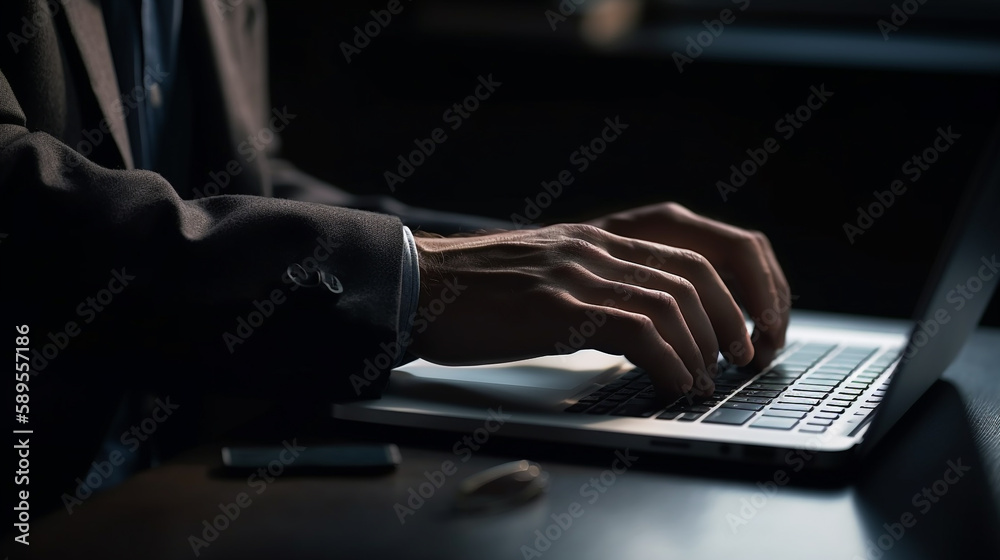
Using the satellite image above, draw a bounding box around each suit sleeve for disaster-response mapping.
[0,68,402,400]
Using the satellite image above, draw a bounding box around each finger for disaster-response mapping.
[581,257,719,371]
[727,233,784,367]
[581,303,695,399]
[596,232,753,367]
[567,275,710,394]
[641,210,783,366]
[752,232,791,350]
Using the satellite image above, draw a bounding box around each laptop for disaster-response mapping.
[333,121,1000,470]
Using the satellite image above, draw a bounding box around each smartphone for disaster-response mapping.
[221,443,401,474]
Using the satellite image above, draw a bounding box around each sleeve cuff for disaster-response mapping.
[395,225,420,368]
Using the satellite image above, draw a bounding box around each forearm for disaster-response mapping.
[1,75,403,399]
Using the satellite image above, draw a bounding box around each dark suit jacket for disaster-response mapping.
[0,0,504,513]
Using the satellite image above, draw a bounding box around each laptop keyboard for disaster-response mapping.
[563,342,899,434]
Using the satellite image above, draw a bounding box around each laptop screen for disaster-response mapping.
[861,119,1000,451]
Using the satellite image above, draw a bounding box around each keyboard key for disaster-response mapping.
[620,369,645,380]
[750,416,799,430]
[838,388,864,396]
[780,361,817,369]
[797,379,840,387]
[769,364,806,375]
[807,419,833,426]
[565,403,592,412]
[722,402,765,411]
[762,409,806,419]
[747,383,788,391]
[790,386,833,394]
[611,400,660,417]
[778,397,822,406]
[636,387,657,398]
[728,396,772,405]
[763,370,801,380]
[805,373,848,381]
[702,408,756,425]
[785,390,828,400]
[587,404,617,414]
[656,411,680,420]
[823,402,851,409]
[737,390,781,399]
[813,413,839,420]
[676,412,704,421]
[799,425,827,433]
[770,403,813,412]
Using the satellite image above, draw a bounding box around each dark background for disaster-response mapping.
[264,0,1000,326]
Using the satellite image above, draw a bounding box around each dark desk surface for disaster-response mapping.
[16,324,1000,560]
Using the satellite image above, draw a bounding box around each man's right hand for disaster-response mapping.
[408,223,757,400]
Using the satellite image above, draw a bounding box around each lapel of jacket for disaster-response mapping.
[62,0,135,169]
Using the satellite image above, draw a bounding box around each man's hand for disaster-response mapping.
[408,220,761,399]
[587,202,792,368]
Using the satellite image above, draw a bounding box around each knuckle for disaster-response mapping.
[651,291,678,314]
[677,248,710,270]
[662,201,687,217]
[562,222,605,240]
[630,314,656,336]
[550,260,588,279]
[672,276,698,300]
[559,237,603,260]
